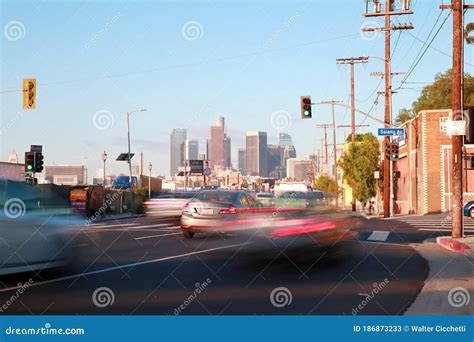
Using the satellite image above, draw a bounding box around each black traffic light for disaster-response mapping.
[300,96,312,119]
[390,141,399,160]
[25,152,35,172]
[35,153,44,173]
[384,141,391,159]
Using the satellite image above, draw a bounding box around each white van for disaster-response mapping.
[274,182,312,197]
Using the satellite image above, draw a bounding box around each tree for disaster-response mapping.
[394,108,415,126]
[466,22,474,44]
[396,69,474,124]
[339,133,380,203]
[313,175,337,197]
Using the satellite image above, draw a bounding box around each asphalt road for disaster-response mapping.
[0,212,452,316]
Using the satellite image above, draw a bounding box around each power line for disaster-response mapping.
[1,33,359,92]
[398,11,451,88]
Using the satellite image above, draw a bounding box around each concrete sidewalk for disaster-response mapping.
[405,239,473,315]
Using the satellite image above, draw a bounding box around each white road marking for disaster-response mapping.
[0,242,252,293]
[418,228,474,233]
[83,223,137,229]
[71,243,89,247]
[134,233,181,240]
[352,240,409,247]
[367,231,390,242]
[127,224,177,229]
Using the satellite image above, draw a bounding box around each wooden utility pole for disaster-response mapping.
[316,125,331,168]
[362,0,413,218]
[315,101,344,207]
[336,56,368,211]
[440,0,474,237]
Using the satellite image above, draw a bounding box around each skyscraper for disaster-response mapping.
[224,136,231,168]
[238,148,246,175]
[246,131,268,177]
[279,133,297,167]
[286,158,314,181]
[170,128,187,176]
[208,116,231,170]
[208,117,225,170]
[279,132,293,147]
[267,144,282,176]
[184,139,199,161]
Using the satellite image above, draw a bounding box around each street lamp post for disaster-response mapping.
[148,162,152,198]
[127,109,147,214]
[102,150,107,209]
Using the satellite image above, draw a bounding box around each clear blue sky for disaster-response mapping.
[1,0,473,178]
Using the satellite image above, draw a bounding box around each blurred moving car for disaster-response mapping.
[463,201,474,218]
[255,192,274,207]
[274,191,326,209]
[0,180,78,276]
[305,190,327,207]
[180,190,259,238]
[144,192,197,217]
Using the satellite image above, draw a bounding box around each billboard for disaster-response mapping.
[189,160,204,175]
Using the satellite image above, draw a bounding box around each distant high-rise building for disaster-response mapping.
[197,153,206,161]
[279,133,293,147]
[208,116,231,170]
[224,137,231,168]
[286,158,314,181]
[170,128,187,176]
[267,144,282,177]
[208,119,225,170]
[8,150,18,164]
[282,145,297,166]
[246,131,268,177]
[184,139,199,161]
[216,116,225,127]
[238,148,246,175]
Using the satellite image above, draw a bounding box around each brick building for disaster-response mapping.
[393,109,474,215]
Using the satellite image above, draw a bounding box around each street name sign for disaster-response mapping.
[378,128,405,136]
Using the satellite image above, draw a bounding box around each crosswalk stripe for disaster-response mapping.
[367,231,390,242]
[418,228,474,233]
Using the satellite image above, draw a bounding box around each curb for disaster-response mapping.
[436,236,473,258]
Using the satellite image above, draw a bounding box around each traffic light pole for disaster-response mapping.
[362,0,414,218]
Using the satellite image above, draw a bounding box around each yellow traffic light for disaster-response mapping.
[23,78,36,109]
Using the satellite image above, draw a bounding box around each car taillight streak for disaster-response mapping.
[219,205,237,214]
